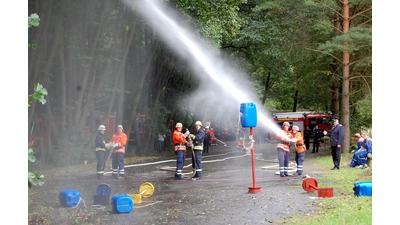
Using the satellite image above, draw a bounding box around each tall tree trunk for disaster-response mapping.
[292,90,298,112]
[261,72,270,105]
[341,0,351,153]
[128,42,158,154]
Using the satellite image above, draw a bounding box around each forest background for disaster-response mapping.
[26,0,373,166]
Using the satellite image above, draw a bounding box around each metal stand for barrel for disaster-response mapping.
[248,127,261,193]
[93,184,111,206]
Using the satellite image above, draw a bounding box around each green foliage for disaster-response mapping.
[28,13,46,188]
[28,172,46,188]
[145,101,172,139]
[28,82,48,107]
[28,147,36,162]
[28,13,40,28]
[51,128,93,166]
[173,0,246,47]
[28,13,40,50]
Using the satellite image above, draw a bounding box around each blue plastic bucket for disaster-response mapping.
[111,195,134,213]
[240,102,257,127]
[59,189,80,207]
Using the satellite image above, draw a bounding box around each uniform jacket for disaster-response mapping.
[111,131,128,147]
[313,127,322,140]
[95,132,106,151]
[173,129,188,151]
[292,131,306,153]
[110,131,128,153]
[193,128,205,150]
[362,138,372,155]
[276,129,292,152]
[327,124,344,146]
[354,137,365,153]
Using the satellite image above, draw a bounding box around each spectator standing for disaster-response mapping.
[323,117,344,170]
[157,132,165,154]
[312,125,322,153]
[110,125,128,179]
[203,126,211,153]
[304,127,311,150]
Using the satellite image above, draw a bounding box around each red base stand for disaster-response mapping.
[248,186,262,193]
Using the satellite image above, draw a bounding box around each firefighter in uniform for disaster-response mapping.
[304,127,311,150]
[110,125,128,179]
[291,126,306,175]
[173,122,189,180]
[323,117,344,170]
[312,125,322,153]
[276,122,293,177]
[95,125,108,179]
[190,121,205,180]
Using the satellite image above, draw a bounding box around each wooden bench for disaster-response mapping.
[366,153,372,169]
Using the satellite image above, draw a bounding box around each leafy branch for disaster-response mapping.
[28,13,47,188]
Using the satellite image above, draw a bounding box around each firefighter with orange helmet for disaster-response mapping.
[173,122,189,180]
[276,121,293,177]
[110,125,128,179]
[291,126,306,175]
[190,121,205,180]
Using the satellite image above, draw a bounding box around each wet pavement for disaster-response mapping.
[29,141,324,224]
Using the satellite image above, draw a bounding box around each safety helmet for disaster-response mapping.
[292,126,299,131]
[195,121,202,126]
[175,122,183,128]
[205,126,209,129]
[97,125,106,131]
[117,125,123,129]
[282,122,290,127]
[239,137,243,140]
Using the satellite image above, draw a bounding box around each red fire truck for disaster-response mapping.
[272,112,332,137]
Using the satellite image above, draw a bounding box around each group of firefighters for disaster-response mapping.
[93,120,311,180]
[94,124,128,180]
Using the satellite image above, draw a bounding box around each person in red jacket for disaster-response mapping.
[276,122,293,177]
[291,126,306,175]
[236,137,245,149]
[173,122,189,180]
[110,125,128,179]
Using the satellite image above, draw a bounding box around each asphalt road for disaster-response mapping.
[30,140,323,225]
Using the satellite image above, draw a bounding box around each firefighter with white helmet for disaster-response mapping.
[276,121,293,177]
[291,125,306,175]
[173,122,190,180]
[95,125,107,179]
[110,125,128,179]
[190,121,205,180]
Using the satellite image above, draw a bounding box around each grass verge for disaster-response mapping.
[274,152,372,225]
